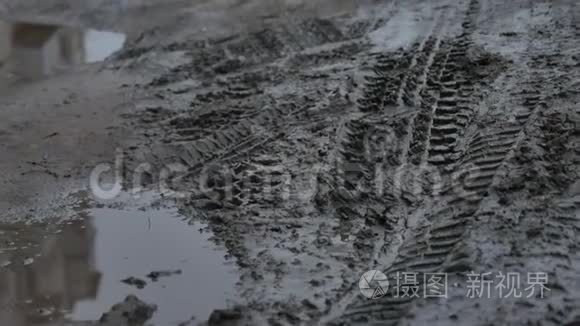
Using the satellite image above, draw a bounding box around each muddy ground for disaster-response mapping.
[0,0,579,325]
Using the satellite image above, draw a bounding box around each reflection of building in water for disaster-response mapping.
[0,219,100,326]
[0,21,85,79]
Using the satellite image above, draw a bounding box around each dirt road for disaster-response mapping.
[1,0,579,325]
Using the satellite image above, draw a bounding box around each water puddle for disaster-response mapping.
[0,207,238,325]
[0,20,125,80]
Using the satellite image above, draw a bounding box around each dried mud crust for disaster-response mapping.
[115,0,580,324]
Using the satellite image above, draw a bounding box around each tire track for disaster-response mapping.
[407,48,448,165]
[174,103,307,172]
[357,7,447,114]
[146,18,349,86]
[403,23,448,167]
[357,49,408,113]
[176,103,311,210]
[164,105,259,143]
[331,1,485,324]
[421,0,481,168]
[332,24,450,205]
[333,0,574,324]
[355,9,450,174]
[454,82,545,201]
[314,9,456,320]
[452,0,567,200]
[394,22,442,109]
[397,13,449,165]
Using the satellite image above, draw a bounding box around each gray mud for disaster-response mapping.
[1,0,579,325]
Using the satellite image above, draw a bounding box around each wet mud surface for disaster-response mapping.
[1,0,580,325]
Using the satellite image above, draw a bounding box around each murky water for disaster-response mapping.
[0,20,125,79]
[0,207,238,325]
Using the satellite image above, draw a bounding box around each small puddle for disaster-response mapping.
[84,29,126,63]
[0,207,238,325]
[0,20,125,79]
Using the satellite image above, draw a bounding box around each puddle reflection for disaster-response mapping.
[0,20,125,79]
[0,208,237,325]
[0,219,99,325]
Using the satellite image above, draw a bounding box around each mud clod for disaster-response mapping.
[121,277,147,289]
[98,295,156,326]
